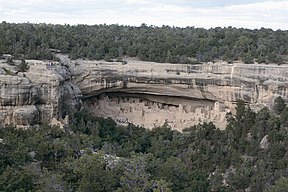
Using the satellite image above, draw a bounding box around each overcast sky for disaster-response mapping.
[0,0,287,30]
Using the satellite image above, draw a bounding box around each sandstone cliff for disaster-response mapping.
[71,59,288,130]
[0,59,81,127]
[1,56,287,130]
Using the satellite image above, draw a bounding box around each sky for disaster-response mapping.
[0,0,287,30]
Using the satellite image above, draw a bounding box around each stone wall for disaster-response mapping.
[84,93,228,129]
[73,59,288,130]
[2,55,287,130]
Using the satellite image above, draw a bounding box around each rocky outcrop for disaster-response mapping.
[71,59,288,130]
[1,55,288,130]
[260,135,270,149]
[0,59,82,127]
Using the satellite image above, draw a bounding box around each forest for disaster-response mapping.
[1,99,288,191]
[0,22,288,64]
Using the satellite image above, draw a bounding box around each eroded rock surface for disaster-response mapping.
[1,55,288,130]
[0,59,82,127]
[72,59,288,130]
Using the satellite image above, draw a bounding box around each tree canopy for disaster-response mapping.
[0,22,288,64]
[1,100,288,191]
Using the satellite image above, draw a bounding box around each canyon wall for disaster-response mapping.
[1,55,287,130]
[0,59,81,127]
[72,59,288,130]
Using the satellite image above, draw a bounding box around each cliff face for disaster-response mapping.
[0,59,82,127]
[1,56,287,130]
[72,59,288,130]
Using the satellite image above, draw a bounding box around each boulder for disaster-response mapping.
[13,105,39,126]
[260,135,270,150]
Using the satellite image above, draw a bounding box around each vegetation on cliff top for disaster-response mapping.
[0,21,288,64]
[1,100,288,191]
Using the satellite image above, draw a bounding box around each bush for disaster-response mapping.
[273,96,286,115]
[104,56,113,62]
[6,57,14,65]
[17,59,29,72]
